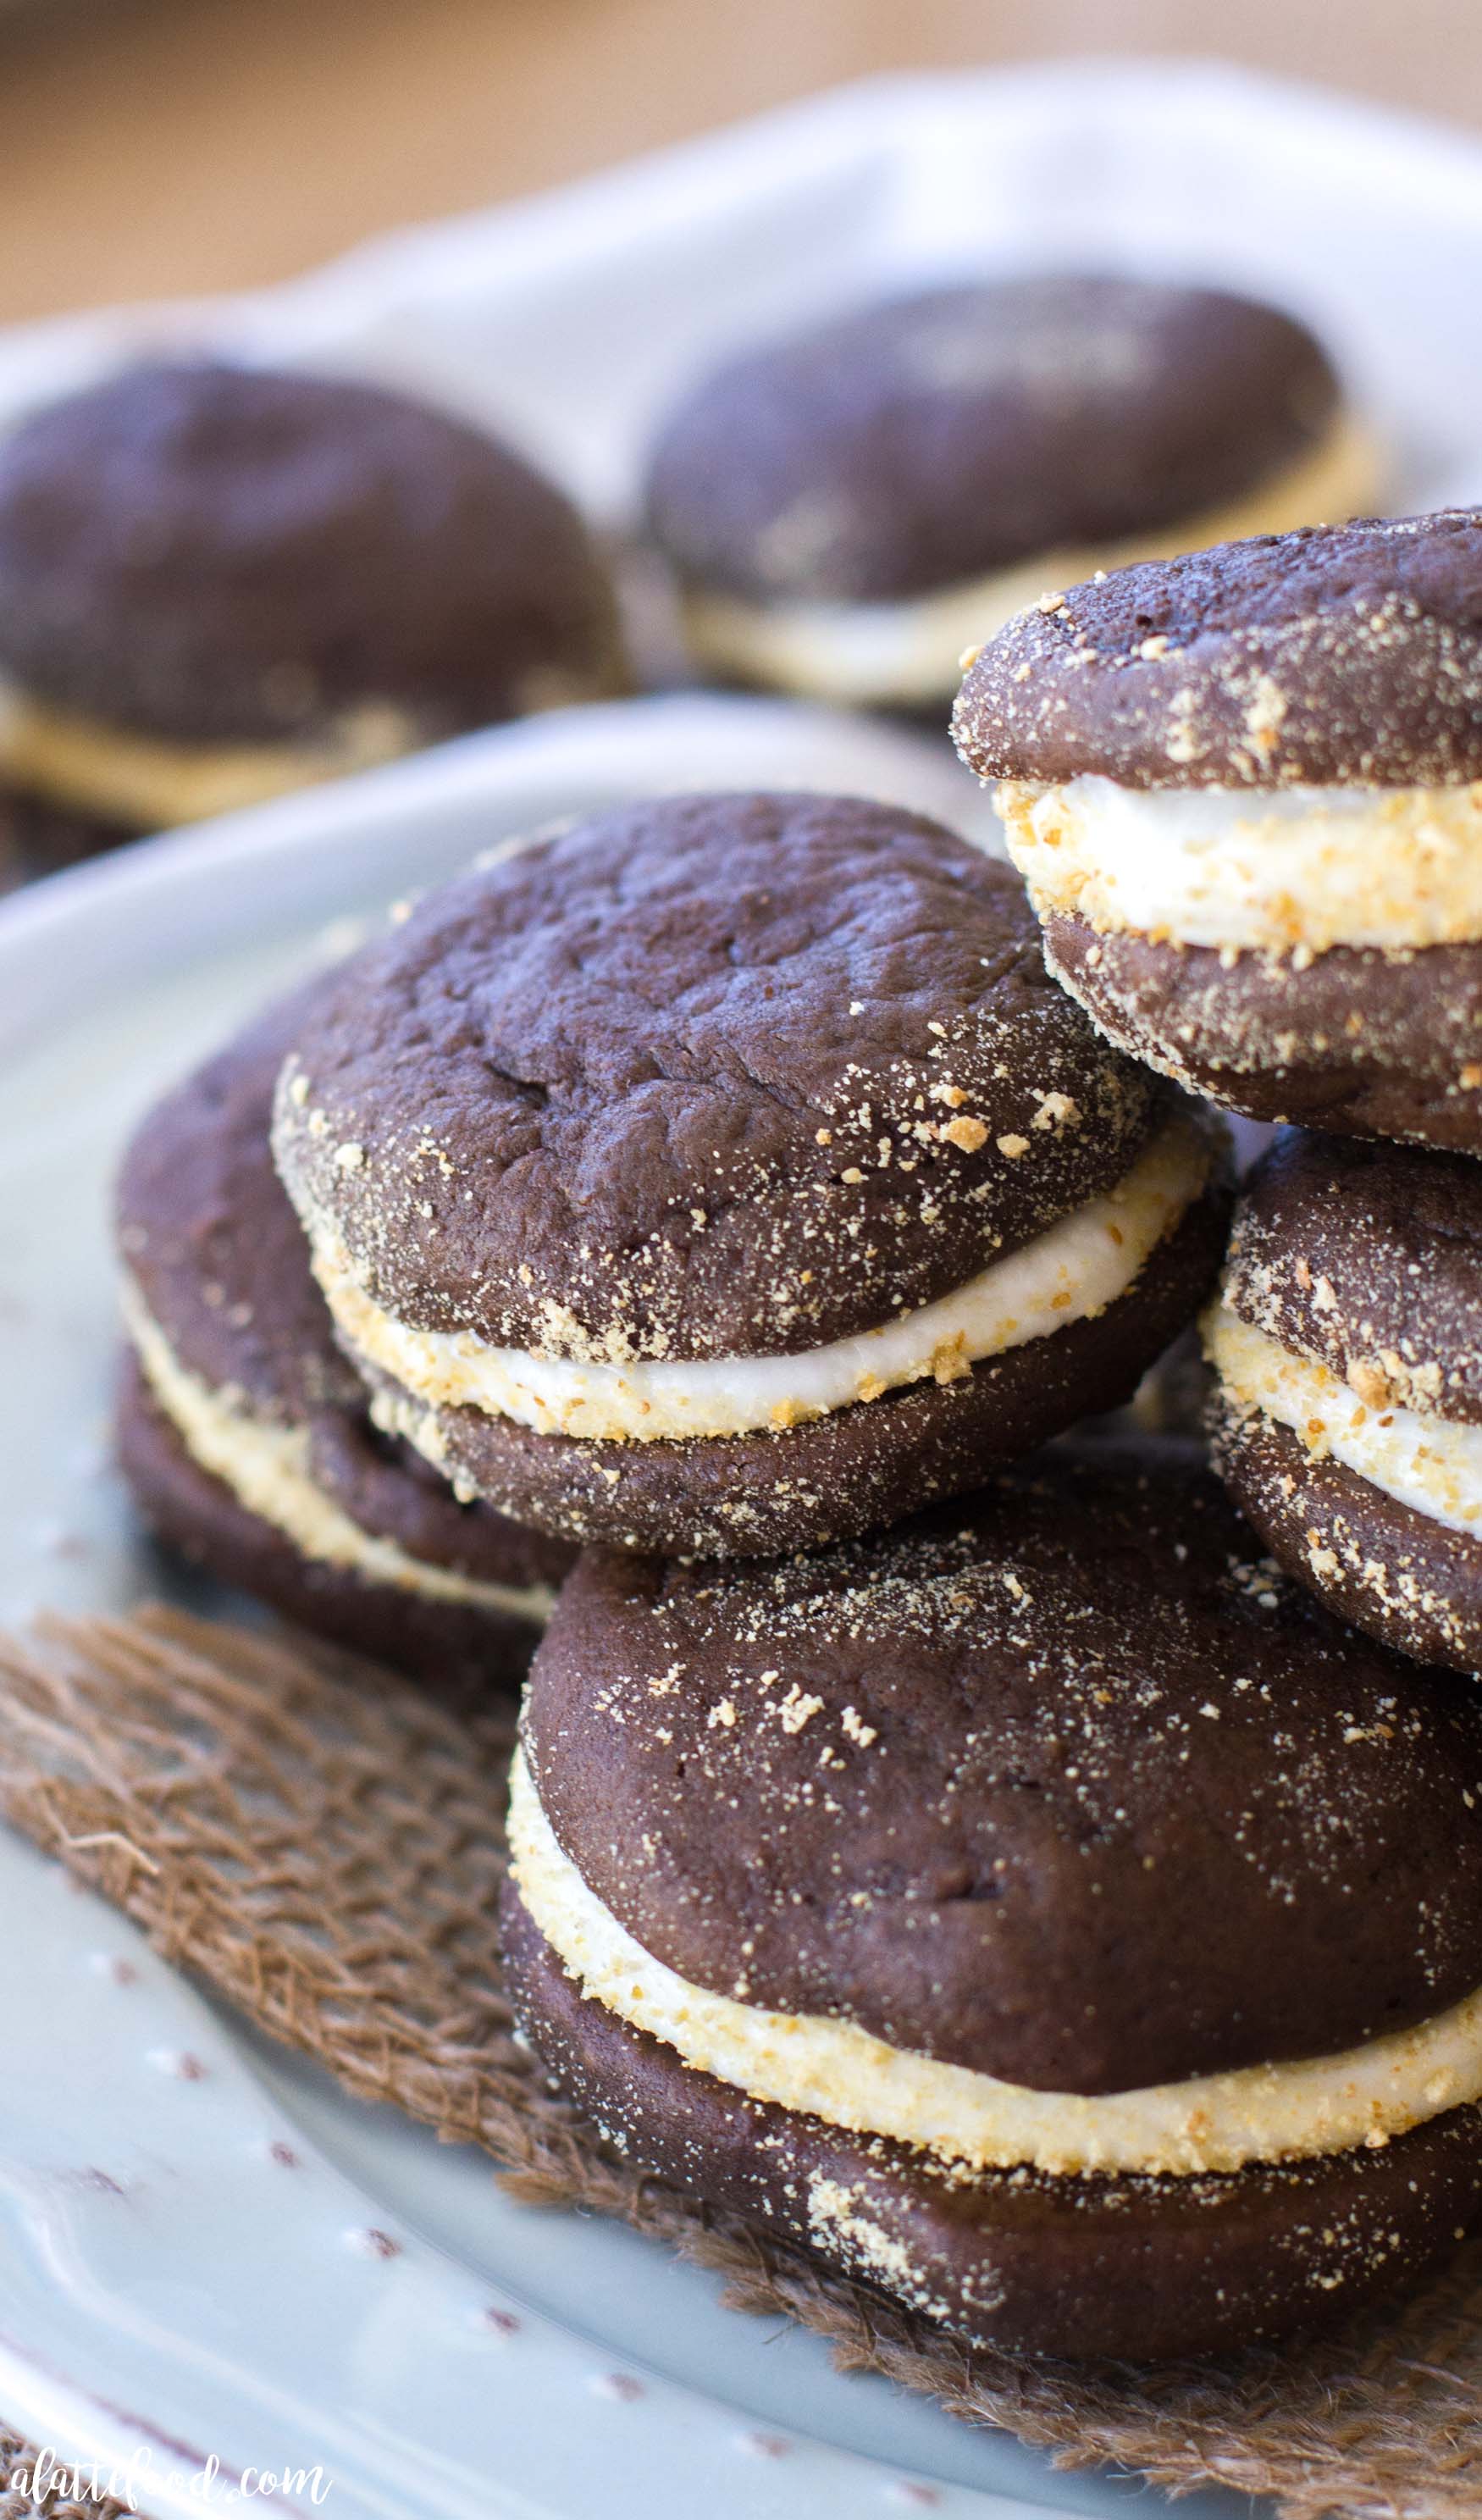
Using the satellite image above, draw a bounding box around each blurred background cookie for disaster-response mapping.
[0,359,627,877]
[271,791,1230,1557]
[957,510,1482,1150]
[505,1441,1482,2360]
[115,983,574,1692]
[1206,1128,1482,1670]
[644,274,1374,712]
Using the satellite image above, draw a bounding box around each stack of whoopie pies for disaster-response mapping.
[113,507,1482,2368]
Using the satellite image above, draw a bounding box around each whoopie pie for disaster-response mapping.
[504,1443,1482,2362]
[955,511,1482,1154]
[1206,1128,1482,1673]
[116,986,572,1690]
[644,274,1374,711]
[0,360,625,876]
[271,792,1231,1559]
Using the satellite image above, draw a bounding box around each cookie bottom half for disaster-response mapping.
[117,1357,544,1700]
[0,783,138,885]
[1210,1395,1482,1675]
[373,1172,1232,1559]
[502,1886,1482,2363]
[1044,911,1482,1155]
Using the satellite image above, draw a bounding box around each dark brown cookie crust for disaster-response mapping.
[504,1887,1482,2362]
[117,985,572,1595]
[303,1406,569,1592]
[372,1162,1231,1557]
[119,980,362,1423]
[521,1443,1482,2096]
[0,784,139,885]
[644,278,1341,606]
[1222,1131,1482,1421]
[272,794,1166,1365]
[118,1360,544,1695]
[1042,911,1482,1155]
[954,513,1482,790]
[1210,1401,1482,1676]
[0,361,623,745]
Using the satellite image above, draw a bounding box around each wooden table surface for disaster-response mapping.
[0,0,1476,325]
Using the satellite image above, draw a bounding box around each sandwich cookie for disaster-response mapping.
[0,360,625,873]
[272,792,1231,1559]
[644,275,1374,711]
[1207,1129,1482,1672]
[956,512,1482,1152]
[504,1446,1482,2362]
[116,987,573,1689]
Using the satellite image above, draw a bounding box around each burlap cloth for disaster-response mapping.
[0,1609,1478,2518]
[0,2433,130,2520]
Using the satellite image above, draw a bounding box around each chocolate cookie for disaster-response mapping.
[644,275,1373,708]
[0,360,625,862]
[955,512,1482,1151]
[1206,1128,1482,1670]
[115,983,573,1689]
[272,792,1232,1558]
[505,1444,1482,2360]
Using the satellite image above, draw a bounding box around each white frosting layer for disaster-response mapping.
[312,1115,1209,1444]
[682,419,1378,706]
[1000,774,1482,955]
[509,1749,1482,2179]
[124,1281,555,1621]
[1205,1304,1482,1537]
[0,685,419,828]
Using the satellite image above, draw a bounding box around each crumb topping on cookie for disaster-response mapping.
[273,795,1162,1365]
[954,514,1482,791]
[522,1444,1482,2095]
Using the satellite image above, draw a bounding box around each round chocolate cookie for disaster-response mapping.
[1206,1127,1482,1671]
[115,983,573,1692]
[644,275,1373,708]
[272,791,1232,1559]
[955,512,1482,1152]
[504,1443,1482,2360]
[0,360,625,864]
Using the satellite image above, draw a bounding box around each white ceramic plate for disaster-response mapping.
[0,694,1261,2520]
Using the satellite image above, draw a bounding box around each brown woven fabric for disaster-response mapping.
[0,1606,1479,2518]
[0,2429,135,2518]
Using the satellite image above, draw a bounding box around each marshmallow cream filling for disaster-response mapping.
[308,1112,1210,1446]
[681,418,1377,706]
[0,685,420,828]
[508,1747,1482,2179]
[1206,1304,1482,1537]
[122,1279,555,1621]
[998,774,1482,956]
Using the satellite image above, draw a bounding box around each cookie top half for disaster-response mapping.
[1219,1129,1482,1426]
[522,1444,1482,2098]
[644,276,1342,606]
[118,981,357,1424]
[270,793,1165,1365]
[954,512,1482,789]
[0,361,620,745]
